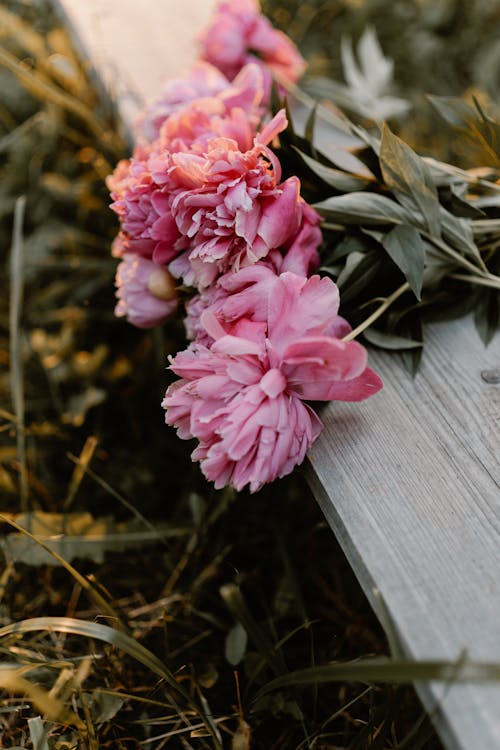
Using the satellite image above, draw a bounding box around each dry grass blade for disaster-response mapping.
[0,46,124,153]
[9,196,28,516]
[0,617,222,749]
[65,453,170,544]
[63,436,98,510]
[0,666,84,729]
[0,513,122,625]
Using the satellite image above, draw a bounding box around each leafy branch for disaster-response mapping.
[275,72,500,371]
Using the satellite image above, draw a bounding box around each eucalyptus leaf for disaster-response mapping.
[315,193,410,225]
[474,289,500,346]
[439,186,486,219]
[382,225,426,299]
[380,124,441,237]
[304,103,317,146]
[294,148,371,192]
[428,95,475,128]
[336,249,383,304]
[338,29,411,121]
[362,328,422,350]
[439,206,481,261]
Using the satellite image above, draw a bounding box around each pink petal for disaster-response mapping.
[324,367,384,402]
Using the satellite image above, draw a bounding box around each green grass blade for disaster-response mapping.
[256,657,500,699]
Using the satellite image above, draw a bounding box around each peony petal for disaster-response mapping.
[282,337,369,400]
[324,367,384,402]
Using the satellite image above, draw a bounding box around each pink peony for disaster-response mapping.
[115,254,178,328]
[185,264,351,345]
[108,65,266,265]
[136,62,229,143]
[163,271,382,492]
[167,110,318,288]
[136,61,265,144]
[199,0,306,99]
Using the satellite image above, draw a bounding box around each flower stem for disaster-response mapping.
[342,282,410,342]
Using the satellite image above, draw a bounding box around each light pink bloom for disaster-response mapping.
[185,264,350,345]
[199,0,306,98]
[136,61,265,144]
[136,62,229,142]
[115,254,178,328]
[163,272,382,492]
[167,111,314,288]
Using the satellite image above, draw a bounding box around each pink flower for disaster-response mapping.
[199,0,306,99]
[115,254,178,328]
[167,111,315,288]
[136,61,265,144]
[108,65,266,265]
[185,264,351,345]
[136,62,229,142]
[163,272,382,492]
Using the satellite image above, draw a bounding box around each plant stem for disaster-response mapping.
[419,230,491,276]
[342,282,411,341]
[450,273,500,291]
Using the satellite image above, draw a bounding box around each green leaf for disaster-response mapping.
[90,691,124,723]
[304,103,317,146]
[474,289,500,346]
[315,193,410,225]
[256,657,500,699]
[336,249,382,304]
[362,328,423,350]
[225,623,248,666]
[293,147,372,192]
[220,584,285,677]
[382,225,426,300]
[439,206,479,260]
[439,186,486,220]
[380,124,441,238]
[428,95,500,168]
[428,95,475,128]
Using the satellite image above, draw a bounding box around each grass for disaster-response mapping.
[2,0,499,747]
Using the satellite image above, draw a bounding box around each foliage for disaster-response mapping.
[273,77,500,372]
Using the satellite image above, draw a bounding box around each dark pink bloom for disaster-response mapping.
[163,272,382,492]
[108,65,266,265]
[115,254,178,328]
[199,0,306,99]
[167,111,316,288]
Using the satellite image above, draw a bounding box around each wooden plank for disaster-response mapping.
[307,315,500,750]
[51,2,500,747]
[52,0,216,130]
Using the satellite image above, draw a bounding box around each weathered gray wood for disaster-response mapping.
[51,3,500,748]
[308,315,500,750]
[52,0,216,130]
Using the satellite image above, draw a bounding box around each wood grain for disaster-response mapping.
[52,0,216,129]
[307,315,500,750]
[51,2,500,747]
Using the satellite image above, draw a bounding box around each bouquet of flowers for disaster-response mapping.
[107,0,500,493]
